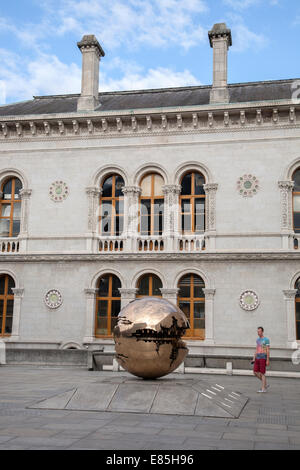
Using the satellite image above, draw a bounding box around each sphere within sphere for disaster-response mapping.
[113,297,189,379]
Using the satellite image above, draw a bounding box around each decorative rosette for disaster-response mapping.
[239,290,259,311]
[49,181,69,202]
[237,175,259,197]
[45,290,63,309]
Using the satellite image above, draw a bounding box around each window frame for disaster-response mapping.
[180,172,205,235]
[0,178,22,238]
[94,274,121,338]
[139,173,164,236]
[136,274,163,298]
[99,174,124,236]
[178,274,205,339]
[0,274,15,337]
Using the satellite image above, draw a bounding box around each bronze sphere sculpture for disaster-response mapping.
[113,297,189,379]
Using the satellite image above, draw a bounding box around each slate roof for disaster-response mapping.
[0,79,296,117]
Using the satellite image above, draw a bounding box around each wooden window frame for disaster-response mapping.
[136,274,163,298]
[140,174,164,236]
[295,279,300,341]
[180,172,205,235]
[94,274,121,338]
[99,174,124,236]
[178,274,205,340]
[0,275,14,337]
[0,178,22,238]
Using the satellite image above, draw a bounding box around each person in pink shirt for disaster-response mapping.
[253,326,270,393]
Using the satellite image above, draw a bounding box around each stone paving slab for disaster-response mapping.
[1,366,300,450]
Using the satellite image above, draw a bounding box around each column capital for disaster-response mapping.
[203,288,216,299]
[204,183,218,193]
[283,289,297,300]
[84,288,97,298]
[162,185,181,195]
[119,288,138,297]
[122,186,141,195]
[86,186,102,197]
[278,180,294,192]
[11,287,24,298]
[19,189,32,200]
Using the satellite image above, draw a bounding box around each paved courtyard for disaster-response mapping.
[0,366,300,450]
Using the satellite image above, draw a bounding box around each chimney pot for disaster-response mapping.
[208,23,232,104]
[77,35,105,112]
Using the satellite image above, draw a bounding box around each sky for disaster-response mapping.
[0,0,299,105]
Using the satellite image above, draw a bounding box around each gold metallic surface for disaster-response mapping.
[113,297,189,379]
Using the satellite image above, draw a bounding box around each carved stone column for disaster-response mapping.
[83,288,97,343]
[203,288,216,344]
[160,288,179,304]
[119,288,138,308]
[86,187,101,252]
[203,183,218,250]
[162,185,181,241]
[19,189,32,253]
[122,186,141,251]
[10,287,24,340]
[283,289,298,347]
[278,181,294,249]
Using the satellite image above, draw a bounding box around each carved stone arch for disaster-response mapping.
[284,157,300,181]
[0,269,23,340]
[133,163,169,187]
[173,161,212,186]
[59,341,83,350]
[90,268,125,289]
[91,165,129,188]
[0,269,19,288]
[174,268,212,290]
[132,268,166,290]
[0,168,29,191]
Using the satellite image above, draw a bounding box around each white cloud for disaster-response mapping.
[45,0,208,50]
[0,49,200,104]
[224,0,279,8]
[232,23,266,52]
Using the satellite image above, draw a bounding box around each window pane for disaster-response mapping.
[1,204,11,217]
[98,276,109,296]
[181,174,191,195]
[115,176,125,197]
[0,219,10,237]
[179,301,190,320]
[13,202,21,219]
[152,275,162,296]
[102,176,113,197]
[3,180,12,199]
[182,215,191,233]
[194,318,205,330]
[0,299,3,314]
[5,316,12,335]
[111,276,121,297]
[294,213,300,232]
[194,301,205,319]
[195,199,205,233]
[194,280,205,298]
[194,173,205,195]
[294,196,300,212]
[153,175,164,196]
[179,275,191,298]
[181,200,191,213]
[12,220,20,237]
[296,279,300,297]
[95,317,108,336]
[97,300,108,317]
[293,169,300,192]
[8,277,15,295]
[100,201,112,234]
[115,200,124,215]
[6,299,13,316]
[111,300,121,317]
[296,302,300,321]
[115,216,124,236]
[14,179,22,197]
[138,276,149,296]
[141,175,152,197]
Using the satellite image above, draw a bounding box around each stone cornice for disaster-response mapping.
[0,101,299,142]
[2,252,300,262]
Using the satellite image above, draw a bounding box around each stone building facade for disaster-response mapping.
[0,23,300,363]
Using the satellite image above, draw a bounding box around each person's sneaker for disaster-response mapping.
[257,389,267,393]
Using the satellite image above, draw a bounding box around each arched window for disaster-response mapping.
[295,278,300,340]
[293,169,300,233]
[136,274,163,297]
[0,178,22,238]
[100,174,125,236]
[178,274,205,339]
[140,174,164,236]
[95,274,121,337]
[180,172,205,234]
[0,274,15,336]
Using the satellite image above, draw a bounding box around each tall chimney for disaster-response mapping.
[77,35,105,112]
[208,23,232,104]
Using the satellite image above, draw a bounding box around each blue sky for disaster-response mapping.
[0,0,299,104]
